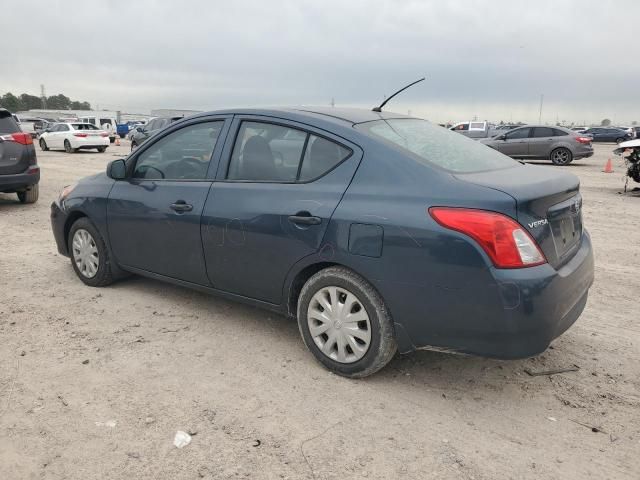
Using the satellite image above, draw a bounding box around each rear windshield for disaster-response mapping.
[357,118,519,173]
[0,111,20,133]
[72,123,99,130]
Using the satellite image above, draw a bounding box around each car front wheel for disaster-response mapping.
[616,137,625,144]
[97,146,107,153]
[297,266,397,378]
[39,138,49,151]
[68,217,114,287]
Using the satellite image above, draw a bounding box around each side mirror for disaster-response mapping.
[107,159,127,180]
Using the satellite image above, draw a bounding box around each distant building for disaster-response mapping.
[16,109,152,124]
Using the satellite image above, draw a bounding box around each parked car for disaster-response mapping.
[582,127,632,143]
[129,116,182,150]
[0,108,40,203]
[16,116,46,138]
[449,121,492,139]
[78,115,118,143]
[481,125,593,165]
[39,122,110,153]
[50,107,595,377]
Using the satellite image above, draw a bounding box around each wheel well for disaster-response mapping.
[287,262,338,317]
[64,212,87,249]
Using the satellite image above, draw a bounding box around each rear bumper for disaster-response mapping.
[574,149,594,160]
[70,136,110,149]
[50,200,70,256]
[401,231,594,359]
[0,168,40,192]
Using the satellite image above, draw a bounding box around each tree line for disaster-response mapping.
[0,92,91,112]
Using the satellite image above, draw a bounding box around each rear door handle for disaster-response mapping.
[170,200,193,213]
[288,212,321,226]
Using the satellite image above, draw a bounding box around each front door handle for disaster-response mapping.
[289,212,321,226]
[170,200,193,213]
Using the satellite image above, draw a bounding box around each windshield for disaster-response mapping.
[357,118,519,173]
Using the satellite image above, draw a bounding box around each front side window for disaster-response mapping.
[133,121,223,180]
[358,118,519,173]
[59,124,69,131]
[505,127,530,140]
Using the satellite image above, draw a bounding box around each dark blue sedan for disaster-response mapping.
[50,108,594,377]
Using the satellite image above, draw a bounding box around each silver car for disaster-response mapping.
[481,125,594,165]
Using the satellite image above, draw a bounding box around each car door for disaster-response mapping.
[494,127,531,157]
[201,116,362,304]
[51,124,67,148]
[528,126,555,158]
[107,117,231,284]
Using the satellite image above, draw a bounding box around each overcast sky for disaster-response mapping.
[4,0,638,124]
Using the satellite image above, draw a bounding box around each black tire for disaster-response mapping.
[97,146,107,153]
[297,266,397,378]
[68,217,115,287]
[64,140,76,153]
[17,184,39,204]
[616,137,625,144]
[550,147,573,165]
[39,139,49,151]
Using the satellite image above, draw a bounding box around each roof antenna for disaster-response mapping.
[372,77,425,112]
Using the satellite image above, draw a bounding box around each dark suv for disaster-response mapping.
[582,127,632,143]
[0,108,40,203]
[129,116,182,151]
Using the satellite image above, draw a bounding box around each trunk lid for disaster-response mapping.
[455,164,582,268]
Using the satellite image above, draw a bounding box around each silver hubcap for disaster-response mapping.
[72,229,99,278]
[307,286,371,363]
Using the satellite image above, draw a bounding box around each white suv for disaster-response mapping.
[39,123,110,153]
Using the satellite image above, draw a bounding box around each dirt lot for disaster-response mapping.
[1,141,639,480]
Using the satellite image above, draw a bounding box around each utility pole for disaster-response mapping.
[538,94,544,124]
[40,84,47,109]
[330,97,335,107]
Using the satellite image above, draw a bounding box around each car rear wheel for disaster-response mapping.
[64,140,76,153]
[68,217,114,287]
[97,146,107,153]
[550,147,573,166]
[297,266,397,378]
[39,139,49,151]
[17,184,38,204]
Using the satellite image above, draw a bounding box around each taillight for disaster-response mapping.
[575,136,591,144]
[0,132,33,145]
[429,207,546,269]
[74,133,88,138]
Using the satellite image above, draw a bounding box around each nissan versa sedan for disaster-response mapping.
[481,125,593,165]
[50,108,594,377]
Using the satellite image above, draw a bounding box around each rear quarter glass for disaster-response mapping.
[0,113,20,134]
[357,119,519,173]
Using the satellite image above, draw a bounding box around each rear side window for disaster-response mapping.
[72,123,99,130]
[0,111,20,133]
[532,127,554,137]
[227,121,351,182]
[358,119,518,173]
[553,129,568,136]
[299,135,351,181]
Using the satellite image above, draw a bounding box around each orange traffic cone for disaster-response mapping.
[115,137,121,146]
[603,158,613,173]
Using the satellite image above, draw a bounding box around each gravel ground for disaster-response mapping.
[1,141,639,480]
